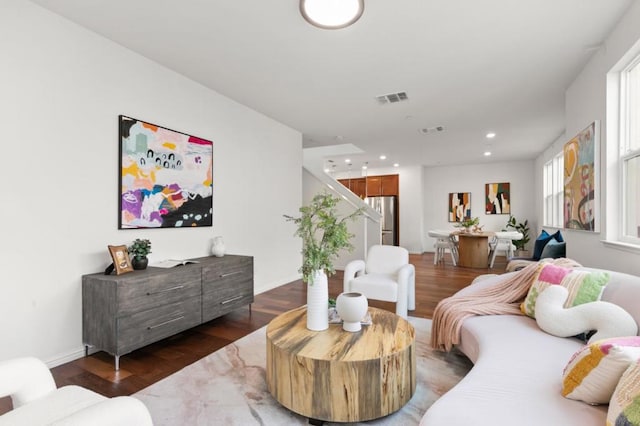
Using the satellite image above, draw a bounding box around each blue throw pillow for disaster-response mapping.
[551,230,564,243]
[532,230,553,260]
[540,240,566,259]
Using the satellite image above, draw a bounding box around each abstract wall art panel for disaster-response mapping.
[485,182,511,215]
[563,121,599,232]
[449,192,471,222]
[119,115,213,229]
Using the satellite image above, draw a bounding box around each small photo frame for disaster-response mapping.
[108,245,134,275]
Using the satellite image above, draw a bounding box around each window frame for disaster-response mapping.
[619,54,640,245]
[543,152,564,228]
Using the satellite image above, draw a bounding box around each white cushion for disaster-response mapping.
[365,245,408,275]
[422,315,607,426]
[535,285,637,343]
[350,274,398,302]
[0,385,105,426]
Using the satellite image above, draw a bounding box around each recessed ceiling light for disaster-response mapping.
[324,168,330,173]
[484,151,492,157]
[393,163,399,167]
[362,165,367,170]
[345,158,351,163]
[486,132,496,139]
[379,155,387,160]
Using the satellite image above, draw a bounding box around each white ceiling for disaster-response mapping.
[31,0,634,172]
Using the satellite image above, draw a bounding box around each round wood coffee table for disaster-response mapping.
[265,306,416,423]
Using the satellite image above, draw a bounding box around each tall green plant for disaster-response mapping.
[284,192,363,283]
[504,215,530,251]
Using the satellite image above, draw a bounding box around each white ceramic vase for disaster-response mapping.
[306,270,329,331]
[211,236,225,257]
[336,292,368,332]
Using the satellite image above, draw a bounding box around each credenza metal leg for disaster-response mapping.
[115,355,120,371]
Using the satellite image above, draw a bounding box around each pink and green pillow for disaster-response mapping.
[520,263,609,318]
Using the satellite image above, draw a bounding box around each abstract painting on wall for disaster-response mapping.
[449,192,471,222]
[485,182,511,215]
[119,115,213,229]
[563,121,599,232]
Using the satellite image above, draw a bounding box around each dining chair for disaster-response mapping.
[428,230,458,266]
[488,231,523,268]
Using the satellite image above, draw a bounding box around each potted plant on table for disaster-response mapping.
[504,215,530,257]
[128,238,152,270]
[455,217,480,233]
[284,192,363,331]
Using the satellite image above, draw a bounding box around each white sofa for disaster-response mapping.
[421,267,640,426]
[0,357,152,426]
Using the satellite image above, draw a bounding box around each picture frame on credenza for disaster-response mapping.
[107,244,134,275]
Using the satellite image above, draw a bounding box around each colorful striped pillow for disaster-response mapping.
[562,336,640,404]
[608,358,640,425]
[520,263,609,318]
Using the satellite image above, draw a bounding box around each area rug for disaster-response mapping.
[134,317,473,425]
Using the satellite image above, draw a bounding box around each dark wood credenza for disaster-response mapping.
[82,255,253,370]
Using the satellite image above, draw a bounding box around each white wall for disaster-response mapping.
[0,0,302,366]
[535,0,640,275]
[423,161,536,251]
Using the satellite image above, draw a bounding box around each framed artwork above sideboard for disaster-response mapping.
[118,115,214,229]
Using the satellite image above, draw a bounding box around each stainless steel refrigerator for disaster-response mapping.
[364,196,398,246]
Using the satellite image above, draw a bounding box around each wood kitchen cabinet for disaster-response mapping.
[380,174,399,196]
[366,174,399,196]
[338,178,366,198]
[339,174,398,197]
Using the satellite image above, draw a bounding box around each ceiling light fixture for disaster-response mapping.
[484,151,492,157]
[393,163,399,167]
[345,158,351,163]
[379,155,387,160]
[300,0,364,30]
[486,132,496,139]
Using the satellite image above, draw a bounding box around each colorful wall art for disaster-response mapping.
[563,121,598,231]
[449,192,471,222]
[119,115,213,229]
[485,182,511,215]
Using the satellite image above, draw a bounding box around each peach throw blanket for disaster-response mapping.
[430,258,582,351]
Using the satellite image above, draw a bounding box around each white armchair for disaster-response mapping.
[343,245,415,318]
[0,357,153,426]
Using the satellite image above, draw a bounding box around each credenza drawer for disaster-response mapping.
[117,296,201,354]
[202,282,253,322]
[117,267,201,315]
[202,256,253,294]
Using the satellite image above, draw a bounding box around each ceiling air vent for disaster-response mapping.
[375,91,409,105]
[420,126,445,134]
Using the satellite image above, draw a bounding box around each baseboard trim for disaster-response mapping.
[46,347,86,368]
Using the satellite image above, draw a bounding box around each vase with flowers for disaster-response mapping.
[455,217,480,233]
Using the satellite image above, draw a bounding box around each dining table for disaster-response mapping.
[452,230,495,268]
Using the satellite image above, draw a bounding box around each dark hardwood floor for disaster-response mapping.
[0,252,507,414]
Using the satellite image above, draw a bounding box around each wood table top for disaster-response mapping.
[266,306,414,362]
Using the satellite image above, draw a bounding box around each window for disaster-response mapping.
[543,152,564,228]
[620,55,640,243]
